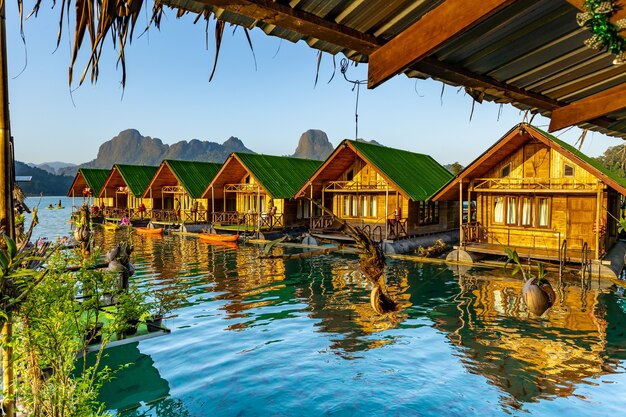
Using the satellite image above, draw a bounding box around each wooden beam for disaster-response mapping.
[367,0,515,89]
[566,0,626,22]
[549,83,626,131]
[196,0,382,54]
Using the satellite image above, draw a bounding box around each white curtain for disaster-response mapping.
[507,197,517,224]
[521,198,532,226]
[370,196,377,217]
[494,197,504,223]
[538,198,549,226]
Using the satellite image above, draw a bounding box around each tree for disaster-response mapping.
[449,162,463,176]
[594,143,626,178]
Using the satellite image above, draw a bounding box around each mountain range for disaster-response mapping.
[20,129,339,195]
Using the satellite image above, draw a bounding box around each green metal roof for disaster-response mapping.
[114,164,159,197]
[78,168,110,196]
[235,153,323,199]
[165,160,223,199]
[533,125,626,190]
[348,140,453,201]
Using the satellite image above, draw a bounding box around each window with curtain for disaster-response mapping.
[521,197,533,226]
[343,196,349,217]
[370,196,377,217]
[494,197,504,223]
[361,196,368,217]
[538,198,549,227]
[506,196,517,225]
[351,196,358,217]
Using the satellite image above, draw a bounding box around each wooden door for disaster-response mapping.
[566,196,596,251]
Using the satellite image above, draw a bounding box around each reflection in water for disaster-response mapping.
[435,271,624,409]
[83,229,626,415]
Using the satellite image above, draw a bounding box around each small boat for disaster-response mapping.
[135,227,164,235]
[197,233,239,242]
[103,223,119,231]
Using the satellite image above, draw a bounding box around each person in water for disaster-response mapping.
[57,200,62,208]
[48,204,54,209]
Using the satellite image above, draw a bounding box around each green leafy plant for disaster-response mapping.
[504,248,547,283]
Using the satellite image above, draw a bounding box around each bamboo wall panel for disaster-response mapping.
[523,143,550,178]
[485,147,524,178]
[566,196,596,250]
[550,152,598,184]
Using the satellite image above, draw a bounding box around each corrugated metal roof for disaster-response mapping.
[348,139,452,200]
[235,153,322,199]
[78,168,110,196]
[165,160,223,199]
[114,164,159,197]
[158,0,626,139]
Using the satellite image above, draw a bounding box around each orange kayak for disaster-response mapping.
[135,227,164,235]
[198,233,239,242]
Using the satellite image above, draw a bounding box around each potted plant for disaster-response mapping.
[114,290,149,337]
[146,289,179,332]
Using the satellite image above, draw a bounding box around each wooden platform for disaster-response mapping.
[461,242,589,264]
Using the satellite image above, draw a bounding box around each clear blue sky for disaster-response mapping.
[5,3,622,166]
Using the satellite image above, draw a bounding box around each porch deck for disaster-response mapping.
[461,242,590,264]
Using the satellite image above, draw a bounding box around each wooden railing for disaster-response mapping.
[324,180,390,192]
[213,211,244,225]
[181,209,208,223]
[310,215,335,230]
[150,209,178,222]
[224,183,258,193]
[473,177,598,191]
[258,213,284,230]
[212,211,284,229]
[461,222,484,243]
[386,218,407,240]
[103,207,132,219]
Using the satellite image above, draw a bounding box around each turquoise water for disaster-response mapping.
[32,198,626,416]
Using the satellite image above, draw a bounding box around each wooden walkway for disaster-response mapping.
[462,242,590,264]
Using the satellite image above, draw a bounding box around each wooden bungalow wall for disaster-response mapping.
[474,141,620,257]
[329,158,456,235]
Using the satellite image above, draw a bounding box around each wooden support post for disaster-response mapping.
[595,186,602,260]
[459,180,464,245]
[385,186,389,240]
[309,183,313,222]
[0,4,15,414]
[211,186,215,222]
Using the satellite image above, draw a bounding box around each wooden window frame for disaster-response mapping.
[505,196,518,225]
[536,197,551,229]
[501,163,511,178]
[563,163,575,177]
[418,201,440,226]
[520,196,533,227]
[493,196,505,224]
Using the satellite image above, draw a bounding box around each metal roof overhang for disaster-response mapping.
[156,0,626,139]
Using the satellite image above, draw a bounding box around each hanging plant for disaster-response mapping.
[577,0,626,64]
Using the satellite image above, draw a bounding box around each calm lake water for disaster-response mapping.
[25,197,626,416]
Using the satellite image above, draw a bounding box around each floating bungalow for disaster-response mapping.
[433,123,626,277]
[202,153,322,233]
[297,140,457,250]
[98,164,159,221]
[142,160,222,227]
[67,168,111,214]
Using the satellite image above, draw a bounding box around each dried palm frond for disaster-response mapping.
[10,0,255,88]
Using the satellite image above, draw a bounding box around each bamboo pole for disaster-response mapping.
[1,317,14,417]
[459,180,463,245]
[0,0,13,237]
[0,4,15,415]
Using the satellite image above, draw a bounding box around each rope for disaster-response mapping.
[340,58,367,140]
